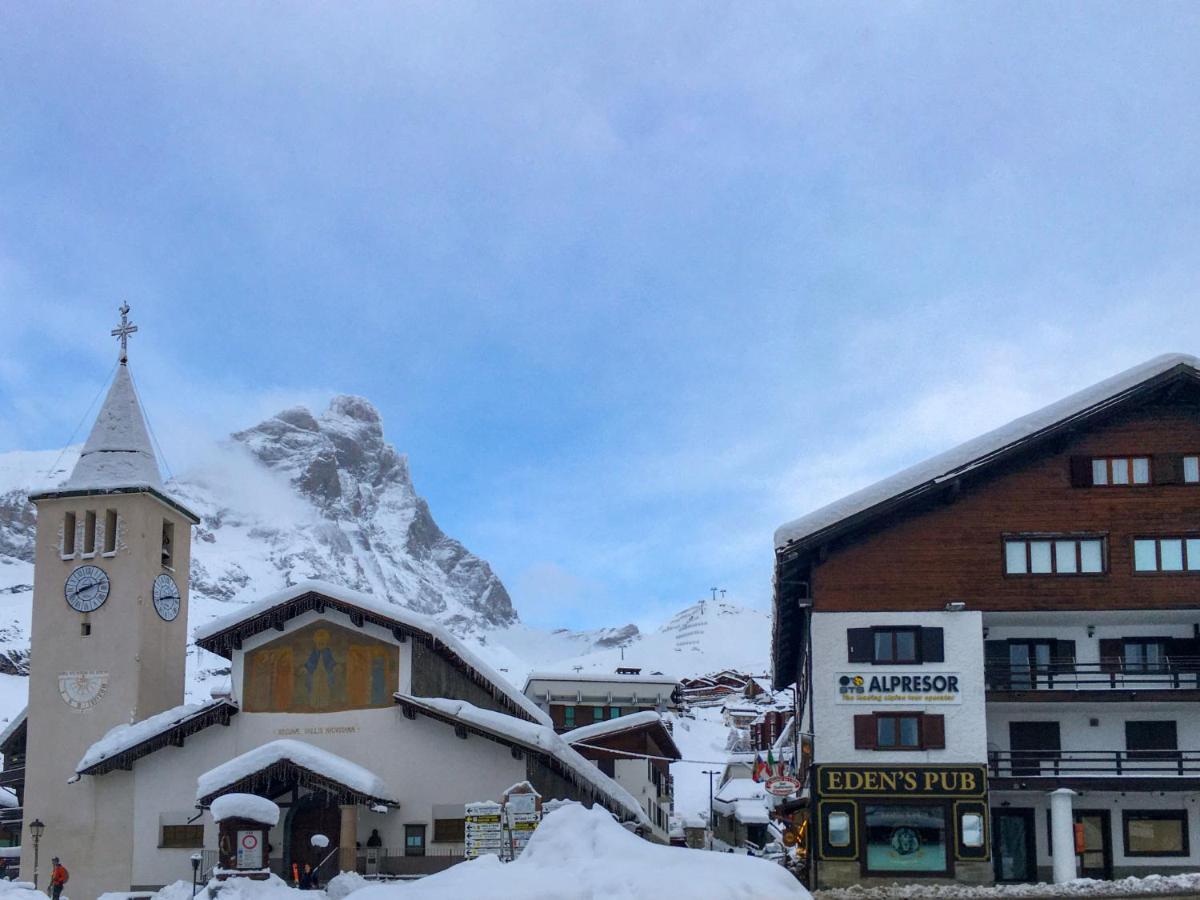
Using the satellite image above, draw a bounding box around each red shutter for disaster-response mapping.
[853,715,876,750]
[1153,454,1183,485]
[1069,456,1093,487]
[922,714,946,750]
[1099,639,1123,674]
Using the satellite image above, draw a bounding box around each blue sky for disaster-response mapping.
[2,4,1200,629]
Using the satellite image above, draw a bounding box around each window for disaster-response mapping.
[433,818,465,842]
[160,824,204,848]
[404,824,426,856]
[855,713,945,750]
[594,705,605,722]
[848,627,944,664]
[609,707,622,719]
[562,706,575,728]
[1123,639,1169,673]
[63,511,77,555]
[827,811,851,847]
[1185,456,1200,484]
[83,510,97,554]
[103,509,118,553]
[80,622,91,637]
[961,813,985,848]
[1133,537,1200,573]
[1125,720,1178,761]
[1004,536,1105,575]
[1123,810,1189,857]
[1091,456,1151,486]
[863,804,949,874]
[161,519,175,566]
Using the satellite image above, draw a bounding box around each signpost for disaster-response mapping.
[465,801,504,859]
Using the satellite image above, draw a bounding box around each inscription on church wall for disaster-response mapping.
[244,620,399,714]
[274,725,361,736]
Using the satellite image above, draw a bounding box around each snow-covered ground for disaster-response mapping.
[669,705,736,824]
[813,872,1200,899]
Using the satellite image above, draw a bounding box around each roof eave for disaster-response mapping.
[29,484,200,524]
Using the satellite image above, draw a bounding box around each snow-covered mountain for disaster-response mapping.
[0,395,772,719]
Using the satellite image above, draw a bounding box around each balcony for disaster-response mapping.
[987,749,1200,791]
[985,659,1200,700]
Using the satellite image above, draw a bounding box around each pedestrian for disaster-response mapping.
[366,828,383,848]
[49,856,69,899]
[298,862,319,890]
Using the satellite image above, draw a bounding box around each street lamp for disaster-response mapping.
[190,852,203,897]
[702,770,720,851]
[28,818,45,890]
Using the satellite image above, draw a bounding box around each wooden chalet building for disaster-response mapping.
[772,353,1200,889]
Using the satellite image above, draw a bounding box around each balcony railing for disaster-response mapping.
[985,658,1200,692]
[988,748,1200,778]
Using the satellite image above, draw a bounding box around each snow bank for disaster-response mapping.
[0,884,53,900]
[348,803,809,900]
[150,874,305,899]
[197,739,395,803]
[211,793,280,826]
[325,871,368,899]
[813,871,1200,899]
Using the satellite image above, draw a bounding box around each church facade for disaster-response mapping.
[12,313,647,898]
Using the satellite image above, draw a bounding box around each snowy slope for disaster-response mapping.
[0,396,773,723]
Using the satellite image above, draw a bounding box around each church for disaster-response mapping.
[7,310,647,898]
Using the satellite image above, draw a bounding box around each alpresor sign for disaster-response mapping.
[837,672,962,704]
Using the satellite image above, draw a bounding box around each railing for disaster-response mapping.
[988,748,1200,778]
[985,658,1200,692]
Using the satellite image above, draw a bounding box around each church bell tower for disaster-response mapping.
[20,306,199,896]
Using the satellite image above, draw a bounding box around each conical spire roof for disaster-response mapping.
[64,365,164,491]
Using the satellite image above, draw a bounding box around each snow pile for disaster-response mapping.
[77,701,231,771]
[197,739,395,803]
[0,885,43,900]
[348,803,809,900]
[814,872,1200,899]
[211,793,280,826]
[325,871,368,898]
[150,874,305,899]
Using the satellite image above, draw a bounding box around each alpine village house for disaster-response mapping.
[1,312,654,899]
[773,353,1200,890]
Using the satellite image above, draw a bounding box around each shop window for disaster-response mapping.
[1004,536,1105,575]
[847,627,944,664]
[433,818,465,843]
[961,813,985,848]
[63,511,77,555]
[83,510,97,554]
[827,811,851,847]
[863,804,949,874]
[103,509,118,553]
[1133,537,1200,573]
[160,824,204,848]
[404,824,426,856]
[1123,810,1189,856]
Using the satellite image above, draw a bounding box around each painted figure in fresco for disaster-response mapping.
[302,628,339,709]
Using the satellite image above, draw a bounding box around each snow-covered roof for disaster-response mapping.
[395,694,650,826]
[211,793,281,826]
[0,708,26,751]
[77,700,237,773]
[523,671,679,690]
[775,352,1200,549]
[194,579,549,726]
[714,778,770,825]
[196,739,396,805]
[62,365,163,492]
[561,711,681,759]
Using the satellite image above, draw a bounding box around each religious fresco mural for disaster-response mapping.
[243,620,400,713]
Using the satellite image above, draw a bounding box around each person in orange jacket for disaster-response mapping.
[49,856,69,899]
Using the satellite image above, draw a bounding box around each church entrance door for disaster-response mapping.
[287,796,342,879]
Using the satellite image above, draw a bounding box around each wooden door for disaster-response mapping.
[289,800,341,874]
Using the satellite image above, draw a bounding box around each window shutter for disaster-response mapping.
[1153,454,1183,485]
[1099,639,1123,674]
[922,714,945,749]
[853,715,876,750]
[847,628,873,663]
[1069,456,1093,487]
[1052,639,1076,675]
[1166,638,1200,671]
[920,627,945,663]
[984,640,1009,690]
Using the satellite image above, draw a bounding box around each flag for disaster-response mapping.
[767,749,777,777]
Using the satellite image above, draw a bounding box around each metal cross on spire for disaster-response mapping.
[111,303,138,364]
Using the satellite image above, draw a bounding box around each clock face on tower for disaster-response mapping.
[153,573,181,621]
[64,564,110,613]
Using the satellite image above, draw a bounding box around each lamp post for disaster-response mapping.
[190,852,203,896]
[28,818,45,890]
[702,770,720,851]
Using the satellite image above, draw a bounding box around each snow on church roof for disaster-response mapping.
[63,365,163,492]
[395,694,650,826]
[194,579,550,726]
[196,739,396,805]
[775,353,1200,550]
[77,700,237,773]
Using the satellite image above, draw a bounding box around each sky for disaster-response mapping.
[2,3,1200,629]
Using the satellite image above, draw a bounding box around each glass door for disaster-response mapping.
[1075,811,1112,880]
[1009,641,1053,689]
[993,808,1036,882]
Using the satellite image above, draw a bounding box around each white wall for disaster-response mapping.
[811,610,987,763]
[986,703,1200,759]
